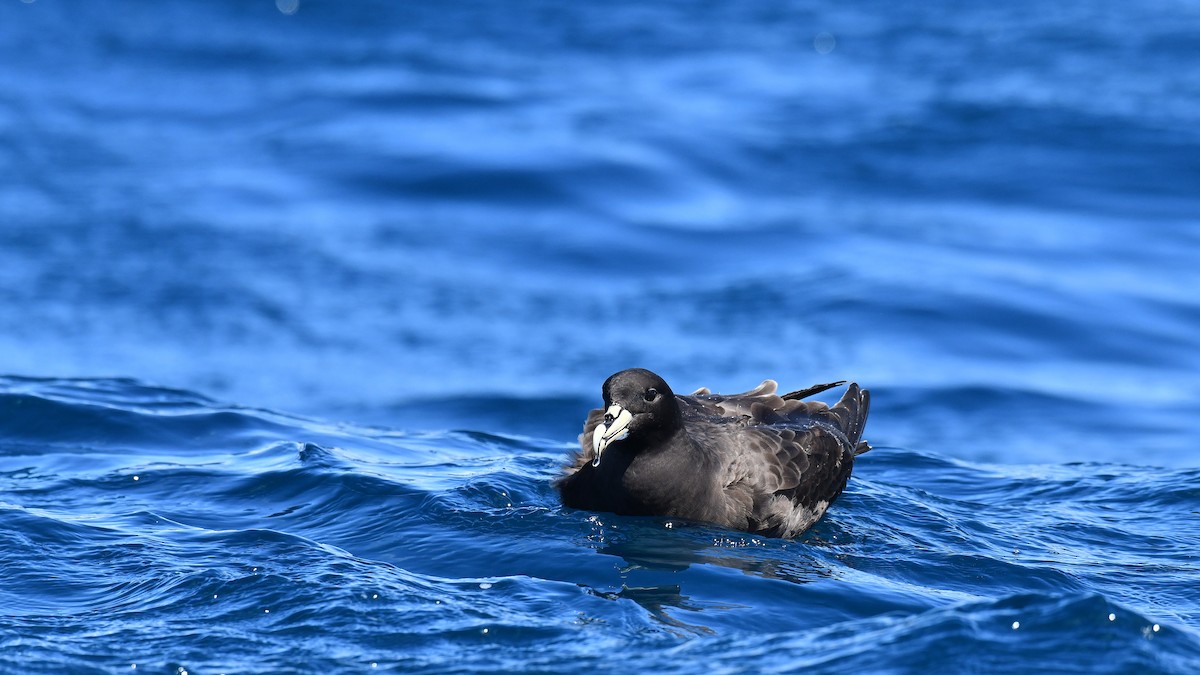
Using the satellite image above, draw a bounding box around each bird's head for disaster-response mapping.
[591,368,682,467]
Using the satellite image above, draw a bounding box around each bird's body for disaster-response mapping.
[554,369,871,538]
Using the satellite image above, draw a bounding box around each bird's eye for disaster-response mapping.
[644,388,658,402]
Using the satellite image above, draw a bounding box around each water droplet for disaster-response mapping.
[372,594,378,599]
[814,32,836,54]
[213,594,218,599]
[1109,613,1116,621]
[264,609,270,614]
[1011,621,1020,630]
[1153,624,1160,632]
[482,628,489,634]
[133,476,140,481]
[275,0,299,15]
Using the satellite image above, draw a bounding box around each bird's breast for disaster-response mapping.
[618,445,723,521]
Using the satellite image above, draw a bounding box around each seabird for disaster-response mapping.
[555,368,871,538]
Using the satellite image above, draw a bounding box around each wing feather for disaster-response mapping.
[680,378,871,535]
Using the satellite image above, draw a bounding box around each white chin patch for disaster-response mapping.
[591,405,633,467]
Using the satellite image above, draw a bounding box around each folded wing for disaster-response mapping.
[681,381,871,535]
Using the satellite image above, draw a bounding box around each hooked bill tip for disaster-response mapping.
[591,421,606,466]
[589,404,630,469]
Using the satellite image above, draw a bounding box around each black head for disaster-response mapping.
[591,368,682,466]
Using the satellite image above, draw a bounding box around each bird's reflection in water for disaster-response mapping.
[593,516,842,581]
[587,584,716,636]
[582,515,850,633]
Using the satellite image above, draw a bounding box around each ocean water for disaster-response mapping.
[2,0,1199,672]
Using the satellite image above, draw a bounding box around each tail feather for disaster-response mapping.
[783,380,872,454]
[831,384,871,450]
[855,388,872,455]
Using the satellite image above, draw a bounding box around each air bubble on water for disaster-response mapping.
[1109,613,1116,621]
[276,0,299,15]
[1153,624,1160,632]
[133,476,140,481]
[479,582,492,590]
[482,628,489,634]
[1011,621,1020,630]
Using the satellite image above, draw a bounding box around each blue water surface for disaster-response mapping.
[2,0,1199,672]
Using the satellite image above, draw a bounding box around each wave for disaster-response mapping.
[1,377,1197,671]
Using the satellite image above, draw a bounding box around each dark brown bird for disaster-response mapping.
[554,368,871,538]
